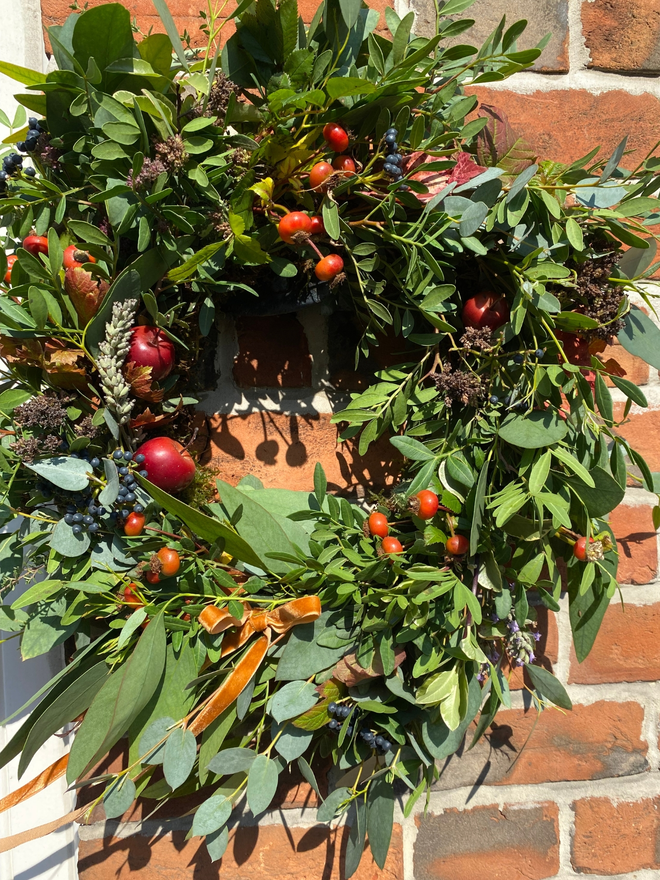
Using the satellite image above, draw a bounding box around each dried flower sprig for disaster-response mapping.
[97,299,137,426]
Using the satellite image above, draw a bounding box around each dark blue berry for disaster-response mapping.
[383,162,398,176]
[535,348,544,358]
[88,522,100,533]
[125,479,137,490]
[385,127,398,138]
[345,725,353,737]
[398,183,410,191]
[328,719,339,730]
[125,493,136,503]
[66,504,76,513]
[70,453,79,459]
[328,702,337,715]
[16,142,26,153]
[64,514,74,525]
[97,507,106,516]
[72,513,83,524]
[90,457,100,468]
[121,509,130,518]
[385,154,401,165]
[109,512,117,521]
[513,354,524,365]
[118,489,128,499]
[139,470,149,478]
[133,504,144,514]
[83,515,94,525]
[380,739,392,751]
[113,450,123,461]
[23,166,36,177]
[7,153,22,167]
[134,454,146,464]
[375,735,385,748]
[490,395,498,404]
[72,524,83,535]
[385,135,397,147]
[88,505,98,516]
[118,467,129,476]
[0,172,7,183]
[123,451,133,461]
[504,395,512,405]
[28,117,38,130]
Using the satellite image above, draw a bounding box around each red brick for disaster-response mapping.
[572,796,660,874]
[609,504,658,585]
[435,701,648,790]
[467,88,660,166]
[328,312,418,391]
[205,411,402,492]
[613,407,660,472]
[414,803,559,880]
[601,339,650,387]
[412,0,568,71]
[78,823,404,880]
[569,602,660,684]
[233,315,312,389]
[583,0,660,72]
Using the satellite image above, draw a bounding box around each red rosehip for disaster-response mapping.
[23,234,49,256]
[315,254,344,282]
[309,161,333,190]
[157,547,181,577]
[381,536,403,555]
[4,255,17,286]
[124,512,146,537]
[146,570,160,584]
[332,155,356,174]
[122,582,143,607]
[135,437,196,494]
[278,212,312,244]
[446,534,469,555]
[128,325,176,382]
[368,512,389,538]
[310,215,325,235]
[323,123,349,153]
[63,244,96,270]
[414,489,439,520]
[573,536,593,561]
[462,291,510,331]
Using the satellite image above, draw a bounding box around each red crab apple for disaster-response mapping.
[128,326,176,382]
[462,291,510,331]
[135,437,195,494]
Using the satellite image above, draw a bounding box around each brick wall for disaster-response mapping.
[33,0,660,877]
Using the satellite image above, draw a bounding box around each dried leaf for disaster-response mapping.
[125,362,164,402]
[475,104,537,176]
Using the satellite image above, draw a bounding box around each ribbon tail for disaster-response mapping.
[189,635,269,737]
[0,753,69,817]
[0,805,86,853]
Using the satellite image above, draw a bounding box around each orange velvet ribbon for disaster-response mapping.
[189,595,321,736]
[0,753,69,816]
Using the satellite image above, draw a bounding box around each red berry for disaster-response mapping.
[122,583,143,607]
[573,536,593,561]
[310,215,325,235]
[309,161,333,190]
[315,254,344,282]
[157,547,181,577]
[135,437,196,494]
[414,489,439,520]
[381,536,403,555]
[323,123,349,153]
[4,255,17,286]
[63,244,96,270]
[124,512,146,537]
[368,512,389,538]
[146,570,160,584]
[462,291,510,331]
[128,325,176,382]
[332,155,356,174]
[278,212,312,244]
[23,234,48,256]
[446,535,469,555]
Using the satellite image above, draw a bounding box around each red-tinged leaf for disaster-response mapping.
[476,104,537,176]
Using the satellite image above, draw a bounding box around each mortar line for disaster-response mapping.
[557,801,575,874]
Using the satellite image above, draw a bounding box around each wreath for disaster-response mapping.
[0,0,659,873]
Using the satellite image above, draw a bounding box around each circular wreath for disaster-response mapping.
[0,0,659,873]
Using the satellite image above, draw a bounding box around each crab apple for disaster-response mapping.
[332,155,356,174]
[278,212,312,244]
[323,123,349,153]
[23,234,48,256]
[310,215,325,235]
[315,254,344,282]
[462,291,510,331]
[4,255,16,285]
[63,244,96,270]
[128,326,176,382]
[309,161,333,190]
[574,536,594,561]
[135,437,196,494]
[124,512,146,536]
[368,512,389,538]
[413,489,439,520]
[157,547,181,577]
[122,583,143,607]
[446,534,469,555]
[381,536,403,555]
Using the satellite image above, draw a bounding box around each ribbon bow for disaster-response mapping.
[189,595,321,736]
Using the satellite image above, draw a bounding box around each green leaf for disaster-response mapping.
[49,519,90,558]
[390,435,436,461]
[163,727,197,790]
[0,389,32,413]
[270,681,318,723]
[345,798,367,878]
[421,673,481,759]
[206,825,229,862]
[570,582,609,662]
[193,794,232,837]
[326,77,377,99]
[594,371,613,422]
[339,0,362,29]
[276,611,348,681]
[67,613,166,782]
[618,307,660,369]
[498,412,568,449]
[274,724,313,762]
[610,374,648,408]
[0,60,47,86]
[139,477,261,567]
[565,217,584,251]
[103,776,136,819]
[367,776,394,870]
[207,746,256,775]
[469,464,488,555]
[71,3,135,80]
[564,466,625,518]
[21,611,78,661]
[314,462,327,508]
[317,786,350,822]
[26,456,92,491]
[297,756,320,797]
[99,459,120,506]
[138,716,174,764]
[552,447,595,488]
[117,607,148,649]
[12,579,62,609]
[247,754,279,815]
[68,220,112,246]
[322,200,340,240]
[525,664,572,709]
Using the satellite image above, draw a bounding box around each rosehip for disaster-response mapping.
[124,512,146,536]
[446,535,469,555]
[310,215,325,235]
[23,234,48,256]
[309,161,333,190]
[4,255,17,285]
[63,244,96,270]
[146,570,160,584]
[323,122,349,153]
[573,536,593,561]
[381,536,403,555]
[368,512,389,538]
[315,254,344,282]
[332,155,356,174]
[122,583,143,607]
[157,547,181,577]
[413,489,439,520]
[278,212,312,244]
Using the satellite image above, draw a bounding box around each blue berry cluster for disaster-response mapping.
[16,118,43,155]
[327,702,392,752]
[111,449,148,521]
[0,119,42,192]
[382,128,408,191]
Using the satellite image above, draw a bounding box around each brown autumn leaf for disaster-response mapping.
[403,151,487,204]
[332,648,406,687]
[125,362,164,403]
[602,357,627,377]
[64,267,108,324]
